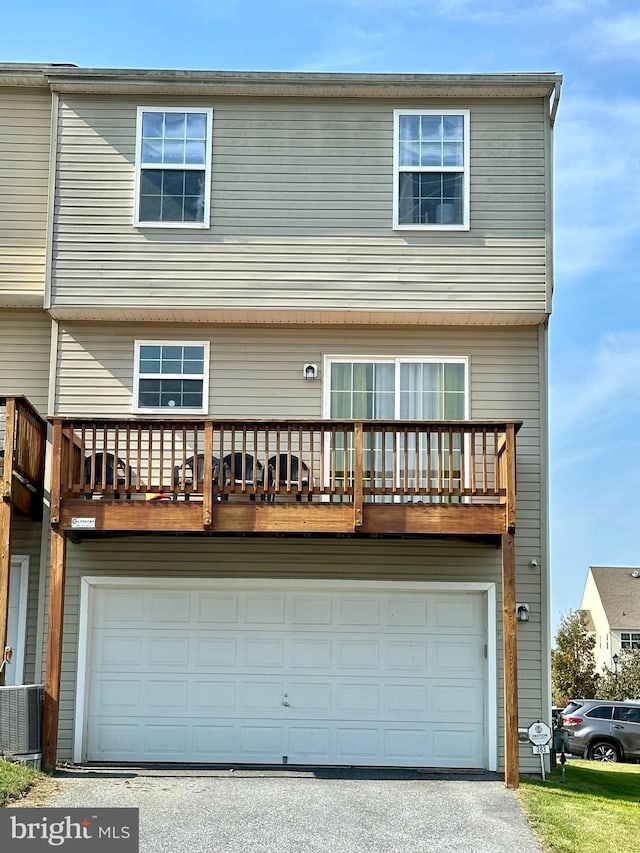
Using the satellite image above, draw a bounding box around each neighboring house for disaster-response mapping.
[0,65,562,788]
[580,566,640,673]
[0,65,52,690]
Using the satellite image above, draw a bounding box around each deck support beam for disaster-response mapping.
[502,530,519,789]
[42,527,67,771]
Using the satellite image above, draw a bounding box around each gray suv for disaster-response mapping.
[562,699,640,762]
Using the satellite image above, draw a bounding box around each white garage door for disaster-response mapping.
[80,580,490,768]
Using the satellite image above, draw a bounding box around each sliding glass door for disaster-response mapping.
[327,358,467,500]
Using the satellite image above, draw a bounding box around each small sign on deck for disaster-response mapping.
[71,517,96,529]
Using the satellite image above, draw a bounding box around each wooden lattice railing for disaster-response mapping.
[1,396,47,518]
[51,417,518,504]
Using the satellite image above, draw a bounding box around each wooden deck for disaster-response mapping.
[51,417,520,537]
[1,396,47,520]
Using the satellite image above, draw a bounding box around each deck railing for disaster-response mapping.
[52,417,518,504]
[1,396,47,518]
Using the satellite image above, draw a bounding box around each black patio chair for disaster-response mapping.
[267,453,312,502]
[173,453,230,500]
[84,451,130,499]
[222,451,264,501]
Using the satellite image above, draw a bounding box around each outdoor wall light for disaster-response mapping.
[303,363,318,380]
[516,603,530,622]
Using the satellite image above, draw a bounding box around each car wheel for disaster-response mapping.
[587,741,619,762]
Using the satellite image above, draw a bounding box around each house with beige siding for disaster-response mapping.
[0,65,561,788]
[0,66,51,693]
[580,566,640,673]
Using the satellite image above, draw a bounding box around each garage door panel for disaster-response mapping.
[384,729,428,759]
[339,598,380,626]
[144,724,188,755]
[197,594,238,623]
[194,636,237,666]
[338,639,380,669]
[95,633,143,667]
[83,583,488,768]
[431,639,483,673]
[95,590,144,623]
[386,640,427,669]
[245,595,286,624]
[192,724,236,759]
[433,683,484,716]
[387,599,428,626]
[433,728,484,765]
[292,596,332,625]
[193,680,235,711]
[149,592,191,622]
[288,726,332,759]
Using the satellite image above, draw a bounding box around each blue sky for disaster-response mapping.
[1,0,639,633]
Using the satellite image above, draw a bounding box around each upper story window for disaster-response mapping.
[134,107,213,227]
[133,341,209,414]
[393,109,470,230]
[621,632,640,649]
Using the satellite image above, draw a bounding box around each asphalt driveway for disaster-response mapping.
[18,768,542,853]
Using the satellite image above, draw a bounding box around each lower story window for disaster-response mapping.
[133,341,209,414]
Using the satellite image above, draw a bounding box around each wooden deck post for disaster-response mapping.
[42,527,67,771]
[0,398,17,687]
[202,421,214,530]
[0,500,13,687]
[353,422,363,529]
[502,530,519,788]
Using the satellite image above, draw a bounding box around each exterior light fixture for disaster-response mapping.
[303,363,318,380]
[612,653,619,673]
[516,603,530,622]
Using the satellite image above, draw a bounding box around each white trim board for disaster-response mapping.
[6,556,29,686]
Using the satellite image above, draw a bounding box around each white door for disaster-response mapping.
[80,579,491,768]
[5,557,28,686]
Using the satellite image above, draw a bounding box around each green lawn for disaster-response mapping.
[518,759,640,853]
[0,759,44,806]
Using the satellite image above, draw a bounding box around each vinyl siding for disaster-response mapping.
[0,87,51,302]
[0,309,52,412]
[51,321,544,770]
[50,95,550,316]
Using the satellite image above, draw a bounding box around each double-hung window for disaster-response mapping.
[134,107,213,227]
[133,341,209,414]
[393,109,470,230]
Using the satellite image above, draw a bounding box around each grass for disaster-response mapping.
[518,759,640,853]
[0,759,45,806]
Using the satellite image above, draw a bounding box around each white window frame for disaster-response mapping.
[322,355,470,501]
[392,109,470,231]
[620,632,640,650]
[133,340,210,414]
[6,556,29,686]
[134,106,213,229]
[322,355,470,420]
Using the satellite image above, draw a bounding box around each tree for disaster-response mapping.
[599,649,640,701]
[551,610,599,706]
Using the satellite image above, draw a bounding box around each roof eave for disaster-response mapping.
[44,68,562,99]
